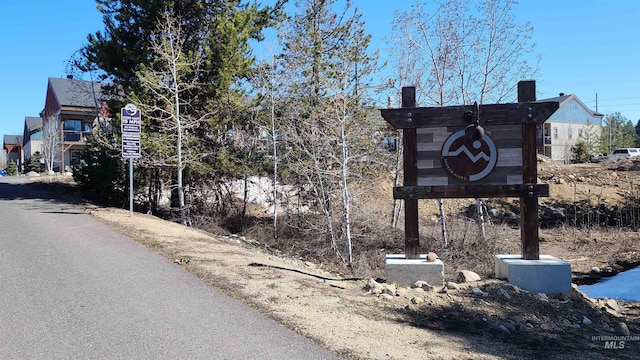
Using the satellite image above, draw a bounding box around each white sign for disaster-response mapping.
[121,104,141,158]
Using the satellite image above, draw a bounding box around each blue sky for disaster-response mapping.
[1,0,640,138]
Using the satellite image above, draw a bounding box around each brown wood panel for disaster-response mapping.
[381,102,559,129]
[394,184,549,199]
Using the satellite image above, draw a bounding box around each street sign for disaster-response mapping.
[121,104,141,158]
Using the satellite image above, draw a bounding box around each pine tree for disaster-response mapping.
[72,0,284,217]
[275,0,384,263]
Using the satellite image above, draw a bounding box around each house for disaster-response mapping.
[40,76,111,172]
[3,134,23,169]
[537,93,603,162]
[23,116,43,162]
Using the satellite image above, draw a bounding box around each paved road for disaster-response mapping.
[0,177,338,359]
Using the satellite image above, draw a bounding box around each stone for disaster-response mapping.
[366,278,383,291]
[396,288,409,298]
[496,324,511,335]
[446,282,460,290]
[379,293,394,301]
[413,280,432,290]
[498,288,511,300]
[615,322,630,336]
[384,285,397,296]
[537,293,549,301]
[410,297,424,305]
[488,208,500,218]
[457,270,481,283]
[582,316,592,325]
[426,252,438,262]
[472,287,486,297]
[606,299,620,312]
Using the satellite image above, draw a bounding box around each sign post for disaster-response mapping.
[121,104,141,218]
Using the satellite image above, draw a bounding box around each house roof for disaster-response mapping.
[540,94,603,118]
[25,116,43,131]
[3,135,23,150]
[48,77,111,108]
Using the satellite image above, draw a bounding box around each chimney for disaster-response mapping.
[67,74,73,79]
[559,92,565,96]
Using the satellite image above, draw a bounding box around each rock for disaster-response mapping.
[496,324,511,335]
[456,270,481,283]
[304,261,316,268]
[488,208,501,218]
[25,171,40,177]
[413,280,433,291]
[366,278,383,291]
[384,285,397,296]
[516,324,528,333]
[606,299,621,312]
[568,174,575,180]
[379,293,394,301]
[445,282,460,290]
[498,288,511,300]
[501,284,520,293]
[370,287,383,295]
[438,286,448,294]
[410,297,424,305]
[577,176,585,182]
[582,316,592,325]
[426,252,438,262]
[396,288,409,298]
[615,322,630,336]
[472,287,486,297]
[537,293,549,301]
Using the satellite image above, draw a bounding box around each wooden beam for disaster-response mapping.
[380,102,559,129]
[394,184,549,200]
[519,80,540,260]
[402,87,420,260]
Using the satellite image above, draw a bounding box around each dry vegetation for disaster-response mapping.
[23,157,640,359]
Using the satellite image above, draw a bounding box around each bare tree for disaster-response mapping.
[390,0,540,106]
[42,115,62,173]
[133,9,210,225]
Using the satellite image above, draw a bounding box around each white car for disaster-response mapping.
[610,148,640,159]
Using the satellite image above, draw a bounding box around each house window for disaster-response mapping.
[578,129,583,138]
[553,127,558,140]
[63,119,92,142]
[568,128,573,140]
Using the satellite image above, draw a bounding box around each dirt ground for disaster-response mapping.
[27,158,640,359]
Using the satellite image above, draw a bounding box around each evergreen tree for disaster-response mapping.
[601,112,636,153]
[274,0,385,263]
[71,0,284,216]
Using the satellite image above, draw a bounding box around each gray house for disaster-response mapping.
[537,93,603,162]
[23,116,43,162]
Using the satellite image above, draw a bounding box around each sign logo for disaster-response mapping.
[441,129,497,181]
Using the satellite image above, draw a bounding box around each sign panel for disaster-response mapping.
[121,104,141,158]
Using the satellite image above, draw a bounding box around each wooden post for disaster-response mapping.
[401,87,419,259]
[518,80,540,260]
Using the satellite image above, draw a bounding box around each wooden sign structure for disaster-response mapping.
[381,81,559,260]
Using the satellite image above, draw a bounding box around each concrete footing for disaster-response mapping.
[495,254,571,295]
[385,254,444,287]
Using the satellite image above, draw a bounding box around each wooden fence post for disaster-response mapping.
[402,87,420,259]
[518,80,540,260]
